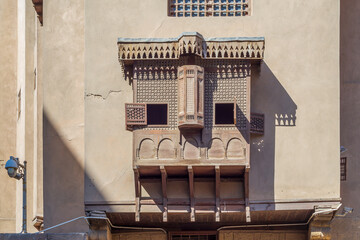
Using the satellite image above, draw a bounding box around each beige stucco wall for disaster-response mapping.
[0,0,18,233]
[84,0,340,206]
[42,0,87,233]
[331,0,360,239]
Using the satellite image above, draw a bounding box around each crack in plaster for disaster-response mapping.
[85,90,122,100]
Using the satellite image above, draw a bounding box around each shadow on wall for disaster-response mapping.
[43,113,107,233]
[250,61,297,204]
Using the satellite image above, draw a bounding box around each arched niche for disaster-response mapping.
[226,138,245,159]
[139,138,156,160]
[183,138,200,159]
[207,138,225,159]
[158,138,175,159]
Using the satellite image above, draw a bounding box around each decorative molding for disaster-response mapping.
[118,32,264,64]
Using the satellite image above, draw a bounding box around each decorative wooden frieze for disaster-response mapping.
[168,0,251,17]
[125,103,147,129]
[118,32,264,64]
[178,65,205,129]
[250,113,264,135]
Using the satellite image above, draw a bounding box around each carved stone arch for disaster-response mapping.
[158,138,176,159]
[207,138,225,159]
[226,137,246,159]
[139,138,156,160]
[183,138,200,159]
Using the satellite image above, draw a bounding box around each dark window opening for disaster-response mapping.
[147,104,167,125]
[215,103,234,124]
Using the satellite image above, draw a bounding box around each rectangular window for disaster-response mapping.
[341,157,347,181]
[215,103,235,125]
[168,0,251,17]
[147,104,168,125]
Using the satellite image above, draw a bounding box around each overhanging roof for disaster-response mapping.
[118,32,265,63]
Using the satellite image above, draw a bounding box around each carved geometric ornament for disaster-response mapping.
[250,113,264,135]
[118,32,264,64]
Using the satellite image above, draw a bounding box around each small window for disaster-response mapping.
[341,157,347,181]
[168,0,251,17]
[215,103,235,124]
[147,104,168,125]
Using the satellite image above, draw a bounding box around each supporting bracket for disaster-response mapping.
[134,167,141,222]
[215,165,220,222]
[160,166,168,222]
[188,166,195,222]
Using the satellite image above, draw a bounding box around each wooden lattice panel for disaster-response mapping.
[169,0,251,17]
[125,103,147,126]
[250,113,264,135]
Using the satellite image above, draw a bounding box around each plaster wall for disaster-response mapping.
[84,0,340,205]
[331,0,360,239]
[42,0,87,233]
[0,0,17,233]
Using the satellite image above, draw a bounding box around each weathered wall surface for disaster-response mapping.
[112,231,166,240]
[84,0,339,207]
[331,0,360,239]
[0,233,87,240]
[218,230,307,240]
[0,0,17,233]
[42,0,87,232]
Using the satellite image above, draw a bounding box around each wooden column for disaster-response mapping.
[244,168,251,223]
[160,166,168,222]
[188,166,195,222]
[134,167,141,222]
[215,165,220,222]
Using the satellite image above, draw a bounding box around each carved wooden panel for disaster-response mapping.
[178,65,205,129]
[135,60,185,129]
[139,139,156,159]
[197,59,250,129]
[226,138,246,159]
[250,113,264,135]
[158,139,176,159]
[125,103,147,126]
[207,138,225,159]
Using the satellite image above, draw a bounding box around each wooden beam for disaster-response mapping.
[160,166,168,222]
[244,168,251,223]
[134,167,141,222]
[215,165,220,222]
[188,166,195,222]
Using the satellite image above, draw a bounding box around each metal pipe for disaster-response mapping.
[34,216,167,234]
[217,203,342,232]
[21,161,27,233]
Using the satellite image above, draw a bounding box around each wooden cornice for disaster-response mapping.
[118,32,265,64]
[32,0,43,25]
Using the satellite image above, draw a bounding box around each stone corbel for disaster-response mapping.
[308,208,336,240]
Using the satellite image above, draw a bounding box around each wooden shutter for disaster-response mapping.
[250,113,264,135]
[125,103,147,130]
